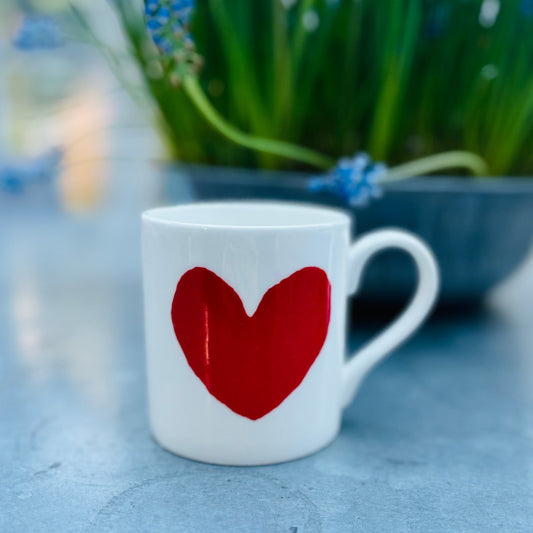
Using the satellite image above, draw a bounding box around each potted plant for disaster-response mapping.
[75,0,533,306]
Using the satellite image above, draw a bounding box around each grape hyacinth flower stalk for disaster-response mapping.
[309,153,386,207]
[144,0,202,85]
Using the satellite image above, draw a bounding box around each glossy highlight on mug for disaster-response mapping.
[171,266,331,420]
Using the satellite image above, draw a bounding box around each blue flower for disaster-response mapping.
[0,148,63,194]
[147,18,164,32]
[171,0,194,23]
[144,0,195,46]
[158,6,171,22]
[145,0,160,16]
[144,0,201,83]
[308,153,386,208]
[13,16,64,51]
[145,0,196,45]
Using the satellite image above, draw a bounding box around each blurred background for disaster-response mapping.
[1,0,532,207]
[0,0,161,214]
[2,0,532,309]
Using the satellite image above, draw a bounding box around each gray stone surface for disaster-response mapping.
[0,207,532,532]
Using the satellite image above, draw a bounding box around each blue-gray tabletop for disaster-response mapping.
[1,206,532,532]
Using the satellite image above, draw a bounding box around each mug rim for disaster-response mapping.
[142,201,351,230]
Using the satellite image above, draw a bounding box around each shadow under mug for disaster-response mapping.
[142,201,439,465]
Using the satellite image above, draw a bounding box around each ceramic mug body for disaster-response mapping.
[142,202,439,465]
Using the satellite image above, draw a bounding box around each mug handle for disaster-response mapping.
[341,229,439,407]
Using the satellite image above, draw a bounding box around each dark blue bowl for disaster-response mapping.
[165,164,533,307]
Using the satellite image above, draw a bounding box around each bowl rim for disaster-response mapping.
[165,163,533,195]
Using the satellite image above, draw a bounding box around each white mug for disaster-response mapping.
[142,201,439,465]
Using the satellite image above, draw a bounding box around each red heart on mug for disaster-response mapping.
[171,267,331,420]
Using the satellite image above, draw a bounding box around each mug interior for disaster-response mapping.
[143,202,350,229]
